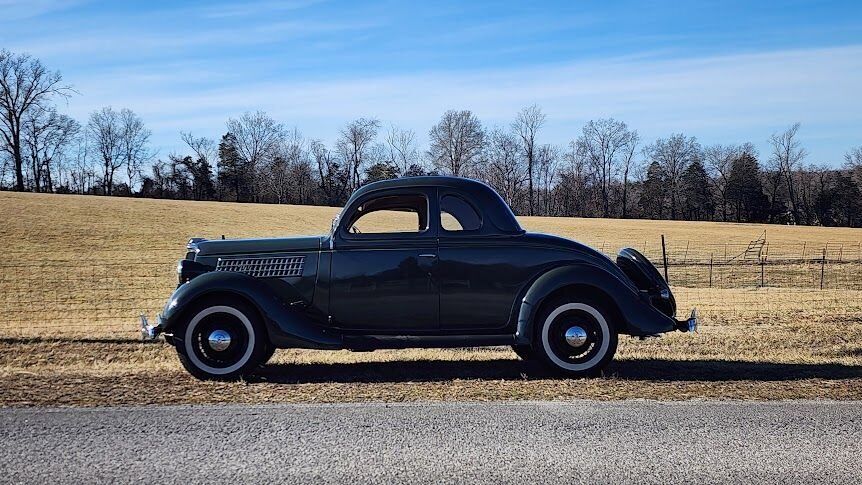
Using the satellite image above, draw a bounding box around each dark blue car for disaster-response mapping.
[142,176,696,380]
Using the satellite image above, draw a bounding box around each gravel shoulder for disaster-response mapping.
[3,340,862,406]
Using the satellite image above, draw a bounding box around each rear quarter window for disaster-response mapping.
[440,194,481,231]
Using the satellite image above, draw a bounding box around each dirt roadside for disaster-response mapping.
[2,340,861,406]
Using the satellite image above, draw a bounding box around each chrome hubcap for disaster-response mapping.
[207,329,232,351]
[564,326,588,348]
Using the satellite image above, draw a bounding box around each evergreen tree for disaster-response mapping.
[832,173,860,227]
[177,155,215,201]
[363,162,399,184]
[217,132,244,201]
[402,163,428,177]
[681,160,714,220]
[816,171,860,227]
[727,152,768,222]
[638,161,665,219]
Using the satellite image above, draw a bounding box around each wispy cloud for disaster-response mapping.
[4,1,861,163]
[0,0,85,19]
[5,17,379,59]
[196,0,326,19]
[62,44,862,162]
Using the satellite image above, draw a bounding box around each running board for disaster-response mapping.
[343,334,517,350]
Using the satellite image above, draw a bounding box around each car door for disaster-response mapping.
[329,188,439,332]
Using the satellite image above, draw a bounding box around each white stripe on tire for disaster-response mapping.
[184,305,255,375]
[540,303,610,372]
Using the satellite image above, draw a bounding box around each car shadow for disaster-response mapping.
[251,358,862,384]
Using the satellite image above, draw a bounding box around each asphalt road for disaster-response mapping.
[1,401,860,484]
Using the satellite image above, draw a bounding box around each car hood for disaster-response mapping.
[195,235,323,257]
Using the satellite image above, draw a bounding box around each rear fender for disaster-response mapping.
[159,271,341,349]
[515,264,676,343]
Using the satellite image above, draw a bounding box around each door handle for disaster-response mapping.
[419,253,437,258]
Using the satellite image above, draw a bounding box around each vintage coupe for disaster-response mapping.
[142,176,696,380]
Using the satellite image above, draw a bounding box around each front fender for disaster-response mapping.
[159,271,341,349]
[515,264,676,342]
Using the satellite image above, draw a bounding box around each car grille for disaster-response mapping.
[215,256,305,278]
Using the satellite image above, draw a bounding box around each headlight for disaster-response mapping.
[176,259,210,285]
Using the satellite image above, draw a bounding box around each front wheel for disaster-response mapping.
[174,298,268,380]
[534,299,618,377]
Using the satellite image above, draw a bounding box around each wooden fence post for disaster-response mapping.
[661,235,669,283]
[709,253,713,288]
[760,258,765,288]
[820,249,827,290]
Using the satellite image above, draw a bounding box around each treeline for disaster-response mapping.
[2,49,861,227]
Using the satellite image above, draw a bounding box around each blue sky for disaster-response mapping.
[2,0,861,165]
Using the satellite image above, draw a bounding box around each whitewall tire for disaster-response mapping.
[535,300,618,377]
[175,299,267,381]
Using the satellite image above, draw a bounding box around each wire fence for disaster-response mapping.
[1,237,861,339]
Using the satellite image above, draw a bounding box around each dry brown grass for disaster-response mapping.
[4,191,861,256]
[1,191,861,405]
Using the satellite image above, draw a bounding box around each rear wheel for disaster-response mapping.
[533,298,618,377]
[174,298,268,380]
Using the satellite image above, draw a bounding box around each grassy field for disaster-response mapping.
[1,191,861,405]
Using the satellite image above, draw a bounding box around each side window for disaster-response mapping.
[440,194,481,232]
[345,194,428,234]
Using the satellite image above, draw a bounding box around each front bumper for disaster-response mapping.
[140,313,164,341]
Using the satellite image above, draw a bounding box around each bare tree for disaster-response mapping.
[575,118,635,218]
[0,49,74,191]
[646,134,701,219]
[181,131,217,167]
[86,107,150,195]
[312,139,349,206]
[483,127,527,210]
[558,141,593,217]
[22,106,79,192]
[69,131,95,194]
[704,143,754,222]
[119,109,151,192]
[262,128,309,204]
[386,125,418,176]
[512,105,546,215]
[844,145,862,186]
[0,153,10,188]
[535,144,559,215]
[428,110,485,177]
[226,111,284,201]
[336,117,380,190]
[87,107,123,195]
[619,131,639,218]
[769,123,806,224]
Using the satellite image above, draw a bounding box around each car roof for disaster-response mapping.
[347,176,524,235]
[352,175,487,194]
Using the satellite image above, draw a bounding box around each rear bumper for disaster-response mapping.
[673,308,698,333]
